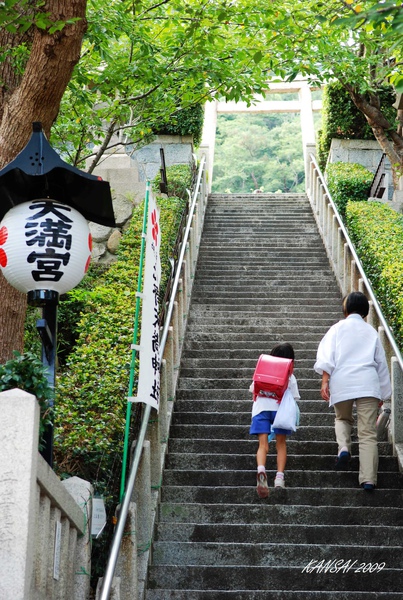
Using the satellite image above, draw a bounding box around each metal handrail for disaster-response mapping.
[309,152,403,373]
[370,153,386,198]
[99,154,206,600]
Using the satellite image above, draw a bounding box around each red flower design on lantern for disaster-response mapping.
[151,209,159,244]
[85,233,93,273]
[0,226,8,268]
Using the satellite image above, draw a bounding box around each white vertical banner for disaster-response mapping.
[130,187,161,410]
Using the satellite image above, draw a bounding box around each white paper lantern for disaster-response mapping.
[0,199,92,294]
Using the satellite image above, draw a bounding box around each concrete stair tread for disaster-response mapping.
[158,503,403,525]
[160,486,403,507]
[151,540,403,565]
[146,564,403,592]
[166,439,394,456]
[165,454,398,471]
[161,469,402,488]
[146,592,403,599]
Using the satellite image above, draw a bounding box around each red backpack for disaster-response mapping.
[252,354,293,402]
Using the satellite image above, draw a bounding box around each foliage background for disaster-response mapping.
[326,162,373,220]
[213,112,307,194]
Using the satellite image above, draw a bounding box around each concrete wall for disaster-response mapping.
[327,139,393,201]
[0,389,92,600]
[88,135,194,263]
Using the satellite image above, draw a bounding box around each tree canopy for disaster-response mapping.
[1,0,403,361]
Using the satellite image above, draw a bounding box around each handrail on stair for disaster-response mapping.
[98,154,208,600]
[307,152,403,457]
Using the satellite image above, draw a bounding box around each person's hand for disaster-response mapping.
[321,380,330,402]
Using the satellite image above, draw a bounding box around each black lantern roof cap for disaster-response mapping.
[0,122,116,226]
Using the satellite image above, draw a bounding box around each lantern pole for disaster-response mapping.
[29,289,59,467]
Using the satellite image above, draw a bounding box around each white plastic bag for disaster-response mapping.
[272,389,298,432]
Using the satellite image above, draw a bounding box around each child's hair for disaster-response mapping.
[342,291,369,318]
[270,342,295,361]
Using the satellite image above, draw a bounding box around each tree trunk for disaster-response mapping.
[0,0,88,363]
[346,85,403,189]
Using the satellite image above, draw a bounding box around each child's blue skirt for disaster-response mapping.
[250,410,293,436]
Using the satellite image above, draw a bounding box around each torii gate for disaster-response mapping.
[199,79,322,191]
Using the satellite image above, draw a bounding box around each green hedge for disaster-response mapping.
[326,162,373,219]
[346,200,403,348]
[318,82,395,170]
[154,103,204,146]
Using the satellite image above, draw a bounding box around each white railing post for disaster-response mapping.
[62,476,93,600]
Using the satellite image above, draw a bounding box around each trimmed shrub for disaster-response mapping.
[326,162,373,219]
[318,82,395,170]
[153,163,195,202]
[346,201,403,348]
[154,103,204,146]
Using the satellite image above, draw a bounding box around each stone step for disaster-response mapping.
[183,331,332,341]
[172,399,334,413]
[189,301,341,310]
[174,389,322,401]
[151,540,402,568]
[146,565,403,593]
[166,438,394,455]
[166,424,364,442]
[177,378,319,390]
[146,591,403,600]
[165,453,398,472]
[153,520,403,548]
[157,502,403,526]
[180,358,324,369]
[160,485,401,507]
[191,286,340,301]
[190,290,341,300]
[193,273,337,281]
[161,469,401,489]
[170,411,333,427]
[181,344,322,355]
[178,366,321,379]
[183,332,321,352]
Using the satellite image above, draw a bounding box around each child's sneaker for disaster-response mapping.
[274,473,285,488]
[256,472,269,498]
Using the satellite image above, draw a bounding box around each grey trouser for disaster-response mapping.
[334,396,379,486]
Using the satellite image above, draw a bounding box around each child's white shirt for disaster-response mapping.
[250,374,300,418]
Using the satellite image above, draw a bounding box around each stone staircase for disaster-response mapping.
[145,193,403,599]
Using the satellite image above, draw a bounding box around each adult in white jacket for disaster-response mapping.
[314,292,392,491]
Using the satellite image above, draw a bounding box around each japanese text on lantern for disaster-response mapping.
[25,201,73,282]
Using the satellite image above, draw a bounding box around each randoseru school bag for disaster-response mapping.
[252,354,293,402]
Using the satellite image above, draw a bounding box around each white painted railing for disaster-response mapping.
[0,388,92,600]
[97,155,208,600]
[306,153,403,466]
